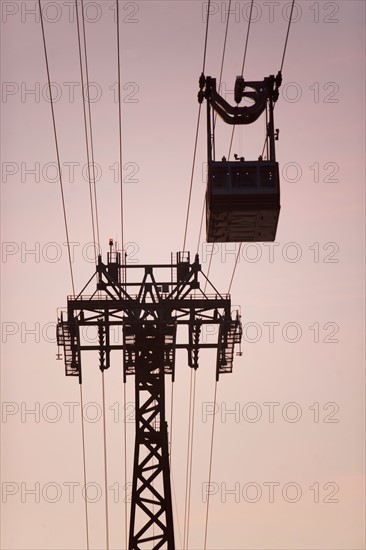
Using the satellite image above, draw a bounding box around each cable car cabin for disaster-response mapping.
[206,159,280,242]
[200,72,283,243]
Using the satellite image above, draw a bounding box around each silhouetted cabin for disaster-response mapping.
[206,159,280,242]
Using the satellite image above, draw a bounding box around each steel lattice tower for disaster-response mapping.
[57,248,242,549]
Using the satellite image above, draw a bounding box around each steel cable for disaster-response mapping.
[75,0,97,264]
[38,0,75,295]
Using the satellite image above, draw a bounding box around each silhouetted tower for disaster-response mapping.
[57,245,242,549]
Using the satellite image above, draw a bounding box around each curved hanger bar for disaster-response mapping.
[203,75,278,125]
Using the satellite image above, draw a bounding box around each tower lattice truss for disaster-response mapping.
[57,250,242,549]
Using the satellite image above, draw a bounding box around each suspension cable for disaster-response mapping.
[240,0,254,77]
[169,369,184,547]
[75,0,97,264]
[123,383,128,550]
[201,1,211,74]
[169,380,175,463]
[39,7,92,550]
[196,198,206,255]
[196,0,232,269]
[201,0,254,289]
[203,380,218,549]
[182,107,202,254]
[171,467,183,548]
[101,371,110,550]
[280,0,296,73]
[231,0,296,290]
[200,7,256,544]
[79,384,90,550]
[261,0,296,158]
[227,125,236,161]
[114,3,128,545]
[182,0,212,252]
[183,369,194,549]
[228,243,242,294]
[38,0,75,295]
[185,369,197,548]
[183,368,197,549]
[203,248,214,294]
[228,0,254,160]
[178,10,213,543]
[80,0,100,251]
[116,0,125,251]
[217,0,232,102]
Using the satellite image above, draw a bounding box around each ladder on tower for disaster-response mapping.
[57,318,80,378]
[217,317,242,377]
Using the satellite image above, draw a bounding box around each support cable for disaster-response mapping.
[169,382,175,464]
[203,380,218,549]
[38,0,75,295]
[201,0,253,288]
[196,199,205,256]
[183,368,197,549]
[181,16,212,543]
[215,0,232,118]
[197,0,233,281]
[79,384,90,550]
[178,11,213,545]
[116,0,125,251]
[80,0,100,250]
[114,3,128,546]
[227,0,254,160]
[240,0,254,78]
[201,0,211,75]
[280,0,296,73]
[185,369,197,549]
[39,9,90,550]
[182,0,212,252]
[230,0,296,290]
[75,0,97,264]
[171,467,183,548]
[183,370,194,549]
[123,383,128,550]
[203,248,214,294]
[77,6,108,540]
[201,9,255,545]
[101,371,110,550]
[261,0,296,158]
[227,243,242,294]
[182,106,203,254]
[169,375,183,547]
[180,13,212,529]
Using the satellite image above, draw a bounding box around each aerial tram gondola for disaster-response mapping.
[198,71,282,242]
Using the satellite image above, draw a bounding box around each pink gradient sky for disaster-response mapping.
[1,1,365,549]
